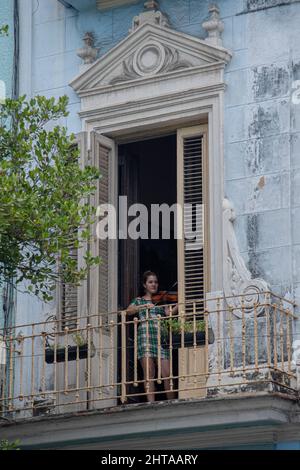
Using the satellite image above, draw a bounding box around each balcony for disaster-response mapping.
[0,291,298,426]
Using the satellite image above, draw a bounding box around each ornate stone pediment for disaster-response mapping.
[70,9,232,96]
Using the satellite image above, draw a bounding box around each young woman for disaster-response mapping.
[126,271,178,403]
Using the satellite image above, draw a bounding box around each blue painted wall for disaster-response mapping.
[0,1,15,329]
[0,0,15,99]
[28,0,300,318]
[276,440,300,450]
[1,0,297,448]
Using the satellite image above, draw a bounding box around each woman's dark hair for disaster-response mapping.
[140,270,158,295]
[143,270,157,285]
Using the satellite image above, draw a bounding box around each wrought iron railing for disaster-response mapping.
[0,291,298,420]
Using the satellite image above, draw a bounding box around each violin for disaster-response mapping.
[152,290,178,305]
[153,281,178,305]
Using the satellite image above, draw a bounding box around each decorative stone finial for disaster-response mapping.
[202,4,224,47]
[77,32,99,68]
[129,0,169,33]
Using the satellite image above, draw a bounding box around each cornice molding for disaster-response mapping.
[75,62,226,99]
[78,84,225,121]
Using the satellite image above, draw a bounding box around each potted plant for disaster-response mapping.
[45,333,95,364]
[160,318,213,349]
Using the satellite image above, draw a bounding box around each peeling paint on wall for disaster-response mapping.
[248,106,280,138]
[246,139,262,174]
[247,213,258,251]
[252,65,289,100]
[245,135,288,176]
[247,213,261,277]
[245,0,300,12]
[291,63,300,129]
[252,175,266,207]
[257,175,265,189]
[292,62,300,80]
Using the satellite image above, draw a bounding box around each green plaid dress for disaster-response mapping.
[129,297,170,360]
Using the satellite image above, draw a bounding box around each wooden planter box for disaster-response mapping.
[162,331,205,349]
[45,344,92,364]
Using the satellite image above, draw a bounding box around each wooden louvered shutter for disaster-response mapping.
[177,125,209,314]
[89,131,118,410]
[177,125,209,400]
[60,245,78,330]
[90,132,117,320]
[58,133,88,330]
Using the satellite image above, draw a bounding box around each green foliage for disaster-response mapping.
[72,332,86,346]
[0,95,100,301]
[161,318,205,336]
[0,25,9,37]
[0,439,21,450]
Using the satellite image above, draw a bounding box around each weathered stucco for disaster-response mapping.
[0,0,299,449]
[0,0,14,99]
[18,0,300,310]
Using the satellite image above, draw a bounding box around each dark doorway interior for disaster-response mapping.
[118,134,177,306]
[118,134,178,403]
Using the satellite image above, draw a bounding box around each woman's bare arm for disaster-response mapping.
[126,304,140,316]
[164,304,178,317]
[126,301,154,316]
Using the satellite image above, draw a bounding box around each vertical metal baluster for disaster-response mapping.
[75,328,80,404]
[254,303,259,372]
[53,327,58,412]
[30,325,35,409]
[265,294,271,380]
[19,335,24,402]
[241,297,246,380]
[87,324,91,396]
[121,311,127,403]
[41,332,46,398]
[193,302,197,386]
[273,304,278,370]
[169,304,174,392]
[145,308,150,395]
[98,315,103,397]
[286,309,291,374]
[180,309,185,383]
[229,306,234,377]
[217,298,221,384]
[167,305,173,392]
[279,301,284,371]
[157,314,162,385]
[1,333,7,412]
[133,317,138,387]
[109,319,114,391]
[9,332,14,411]
[204,309,209,380]
[64,327,69,395]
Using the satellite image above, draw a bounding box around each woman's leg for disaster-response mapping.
[140,357,156,402]
[160,359,176,400]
